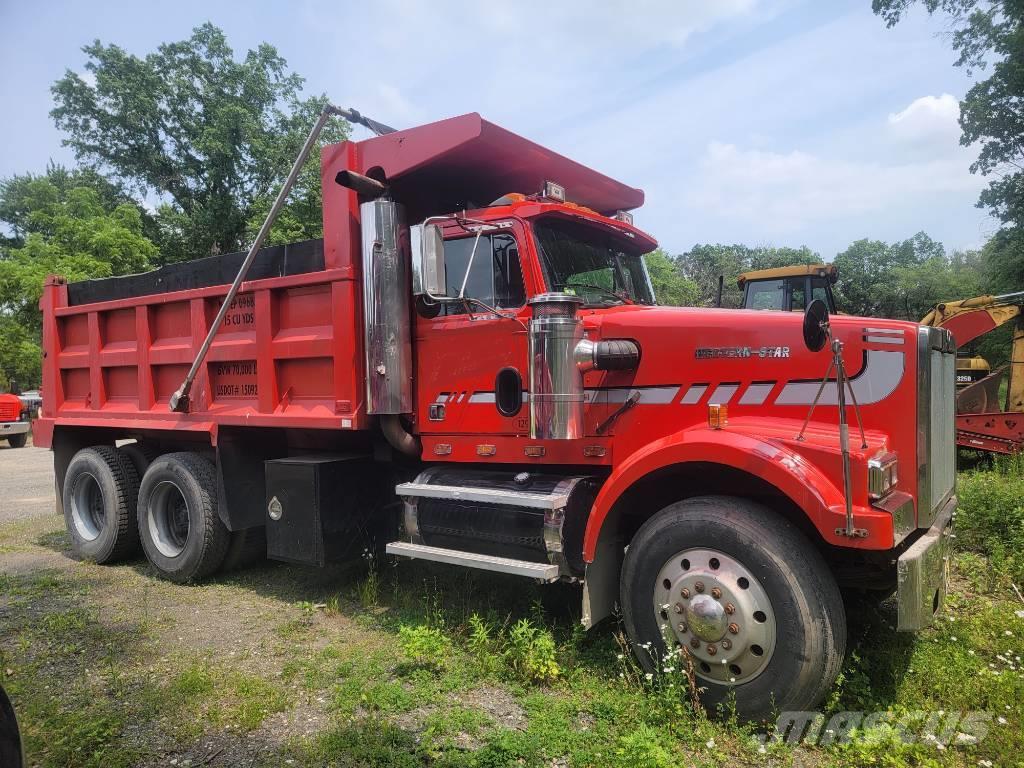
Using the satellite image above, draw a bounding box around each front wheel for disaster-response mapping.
[620,495,846,720]
[7,433,27,448]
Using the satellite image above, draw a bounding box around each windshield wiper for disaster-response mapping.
[563,283,634,305]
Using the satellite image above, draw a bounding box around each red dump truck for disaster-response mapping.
[32,111,955,718]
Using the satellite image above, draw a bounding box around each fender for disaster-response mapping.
[582,427,849,562]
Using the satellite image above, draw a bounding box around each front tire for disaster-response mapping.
[138,453,229,583]
[620,495,846,720]
[62,446,141,563]
[7,433,27,448]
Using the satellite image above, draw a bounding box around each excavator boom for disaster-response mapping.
[921,290,1024,455]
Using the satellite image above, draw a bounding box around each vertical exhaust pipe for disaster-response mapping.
[361,199,413,415]
[528,293,585,439]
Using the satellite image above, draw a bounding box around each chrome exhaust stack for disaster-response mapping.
[529,293,586,439]
[361,199,413,416]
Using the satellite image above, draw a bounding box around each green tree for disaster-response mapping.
[0,169,157,386]
[873,1,1024,295]
[675,243,823,307]
[50,23,348,263]
[643,249,699,306]
[834,231,983,319]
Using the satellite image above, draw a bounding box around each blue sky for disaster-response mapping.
[0,0,995,259]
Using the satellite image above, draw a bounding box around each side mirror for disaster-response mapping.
[411,223,446,297]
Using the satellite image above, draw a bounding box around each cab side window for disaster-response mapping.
[441,233,526,315]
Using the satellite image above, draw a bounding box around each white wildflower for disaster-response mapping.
[998,716,1008,725]
[706,739,715,749]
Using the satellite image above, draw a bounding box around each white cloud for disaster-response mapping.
[683,139,983,233]
[887,93,961,145]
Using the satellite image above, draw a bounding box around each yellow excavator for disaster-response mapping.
[921,292,1024,455]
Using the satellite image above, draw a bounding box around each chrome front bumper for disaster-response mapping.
[896,495,955,631]
[0,421,29,436]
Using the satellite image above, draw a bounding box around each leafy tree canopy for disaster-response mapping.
[873,1,1024,229]
[0,167,157,386]
[643,249,699,306]
[50,23,348,263]
[675,244,822,307]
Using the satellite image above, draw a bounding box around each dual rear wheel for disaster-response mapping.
[62,446,259,582]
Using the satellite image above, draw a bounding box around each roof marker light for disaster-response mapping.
[542,180,566,203]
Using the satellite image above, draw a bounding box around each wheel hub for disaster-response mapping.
[654,547,776,685]
[686,594,727,642]
[148,481,191,558]
[70,472,104,541]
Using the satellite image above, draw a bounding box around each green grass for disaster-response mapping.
[2,464,1023,766]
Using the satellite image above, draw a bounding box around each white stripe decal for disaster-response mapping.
[468,392,495,403]
[775,350,904,406]
[864,327,903,335]
[739,382,774,406]
[865,335,904,345]
[680,384,708,405]
[707,383,738,405]
[588,386,680,405]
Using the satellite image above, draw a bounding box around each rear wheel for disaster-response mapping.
[138,452,229,583]
[7,433,27,448]
[119,442,159,479]
[620,495,846,720]
[62,446,141,563]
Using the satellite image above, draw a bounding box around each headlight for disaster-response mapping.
[868,452,898,500]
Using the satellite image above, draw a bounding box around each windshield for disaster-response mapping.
[533,217,655,306]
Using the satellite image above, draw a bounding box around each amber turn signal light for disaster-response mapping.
[708,403,728,430]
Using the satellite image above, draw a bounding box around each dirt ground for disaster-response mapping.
[0,439,56,523]
[0,440,576,767]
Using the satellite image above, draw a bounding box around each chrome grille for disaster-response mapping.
[917,327,956,528]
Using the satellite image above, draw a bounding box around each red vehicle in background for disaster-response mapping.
[32,110,955,719]
[0,392,30,448]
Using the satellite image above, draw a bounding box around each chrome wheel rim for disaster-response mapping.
[147,481,190,558]
[70,472,104,541]
[654,547,776,685]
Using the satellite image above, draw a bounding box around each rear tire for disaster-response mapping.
[119,442,159,479]
[620,495,846,721]
[62,446,141,563]
[7,433,27,448]
[138,452,229,583]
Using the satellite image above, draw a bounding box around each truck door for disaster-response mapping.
[415,225,535,436]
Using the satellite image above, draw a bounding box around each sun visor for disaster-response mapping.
[353,113,644,220]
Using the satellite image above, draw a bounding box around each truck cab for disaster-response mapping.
[738,264,838,312]
[33,113,956,720]
[0,392,30,448]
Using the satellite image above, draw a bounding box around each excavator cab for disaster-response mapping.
[737,264,837,312]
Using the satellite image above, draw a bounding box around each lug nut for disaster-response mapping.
[724,603,735,615]
[694,581,705,593]
[673,603,684,614]
[721,639,732,650]
[728,622,739,635]
[680,587,690,599]
[677,622,687,634]
[707,644,717,655]
[690,637,700,648]
[711,587,722,599]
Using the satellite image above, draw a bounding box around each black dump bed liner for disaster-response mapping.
[67,238,325,306]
